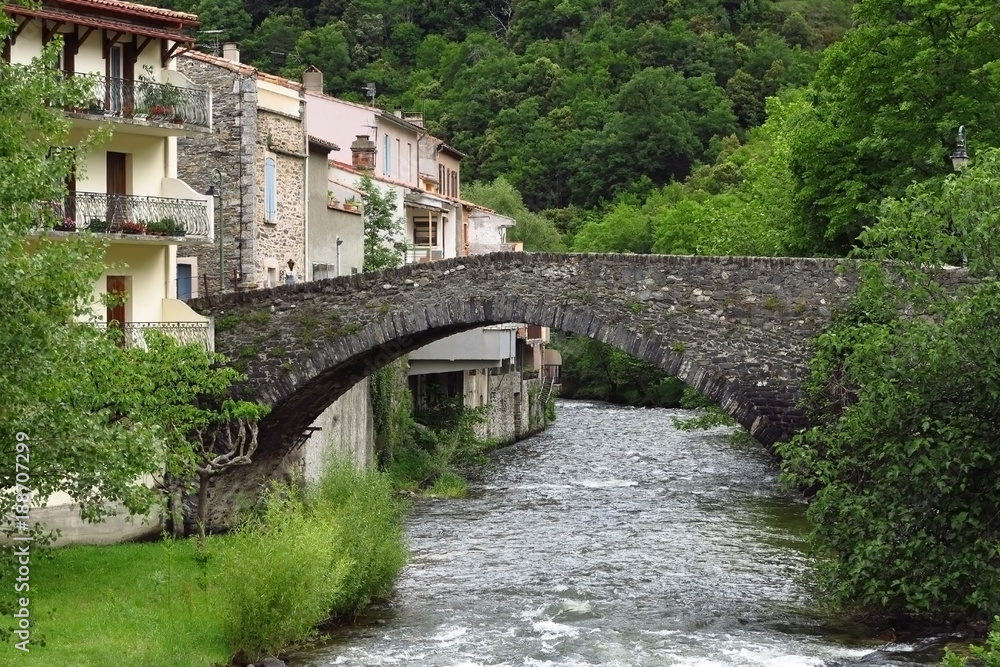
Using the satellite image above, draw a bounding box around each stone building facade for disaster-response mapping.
[176,49,306,294]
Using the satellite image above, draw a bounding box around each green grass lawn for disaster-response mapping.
[1,538,231,667]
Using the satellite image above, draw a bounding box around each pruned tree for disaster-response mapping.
[191,399,270,542]
[103,331,270,542]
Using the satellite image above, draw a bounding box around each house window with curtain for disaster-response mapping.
[264,154,277,222]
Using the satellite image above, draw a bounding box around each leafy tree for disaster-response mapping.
[463,176,564,250]
[242,9,310,72]
[281,22,351,91]
[359,173,406,271]
[777,149,1000,618]
[0,26,164,532]
[103,333,269,542]
[194,0,252,43]
[572,203,652,253]
[787,0,1000,254]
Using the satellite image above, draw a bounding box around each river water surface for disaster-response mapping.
[292,400,948,667]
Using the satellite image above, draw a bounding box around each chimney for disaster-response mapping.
[350,135,376,170]
[222,42,240,63]
[302,65,323,93]
[393,105,402,118]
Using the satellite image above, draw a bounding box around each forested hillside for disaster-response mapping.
[155,0,851,219]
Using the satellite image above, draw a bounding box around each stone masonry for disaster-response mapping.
[177,55,258,291]
[255,109,306,284]
[189,252,873,453]
[177,55,307,292]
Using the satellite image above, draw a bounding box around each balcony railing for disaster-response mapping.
[66,74,210,130]
[95,321,213,352]
[52,191,210,238]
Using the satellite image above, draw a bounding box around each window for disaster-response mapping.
[407,143,412,182]
[438,165,444,193]
[382,134,391,176]
[264,155,277,222]
[395,139,400,178]
[451,170,458,197]
[412,214,438,245]
[176,262,193,300]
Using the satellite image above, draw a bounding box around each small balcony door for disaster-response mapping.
[107,152,128,230]
[106,43,134,116]
[106,275,128,325]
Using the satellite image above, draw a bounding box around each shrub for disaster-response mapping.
[309,458,408,613]
[216,458,407,661]
[216,485,345,660]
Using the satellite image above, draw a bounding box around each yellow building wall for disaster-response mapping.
[11,20,170,80]
[78,134,167,196]
[90,243,171,322]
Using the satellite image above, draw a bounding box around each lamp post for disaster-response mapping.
[205,169,224,292]
[950,126,969,268]
[951,125,969,172]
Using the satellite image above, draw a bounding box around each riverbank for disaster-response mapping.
[0,459,406,666]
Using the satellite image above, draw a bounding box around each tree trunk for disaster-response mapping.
[197,469,212,545]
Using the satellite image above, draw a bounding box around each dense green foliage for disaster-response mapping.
[786,0,1000,254]
[151,0,849,213]
[556,334,686,407]
[217,459,407,660]
[371,360,494,496]
[777,151,1000,619]
[944,617,1000,666]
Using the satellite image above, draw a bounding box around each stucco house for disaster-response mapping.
[6,0,216,543]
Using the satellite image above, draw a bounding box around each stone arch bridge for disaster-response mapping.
[189,252,861,453]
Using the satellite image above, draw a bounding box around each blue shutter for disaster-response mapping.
[383,134,390,175]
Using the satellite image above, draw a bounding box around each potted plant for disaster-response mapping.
[165,218,186,237]
[327,191,340,209]
[138,65,183,123]
[146,220,170,236]
[344,196,360,212]
[122,220,146,235]
[87,218,107,233]
[87,97,104,115]
[55,217,76,232]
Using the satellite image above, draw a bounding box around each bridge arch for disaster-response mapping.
[189,253,859,452]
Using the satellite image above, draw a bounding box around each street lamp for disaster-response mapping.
[205,169,224,292]
[951,125,969,172]
[948,126,969,268]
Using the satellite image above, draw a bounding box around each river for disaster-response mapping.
[291,400,950,666]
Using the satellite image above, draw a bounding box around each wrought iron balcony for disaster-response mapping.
[95,321,213,352]
[53,191,210,238]
[66,73,210,130]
